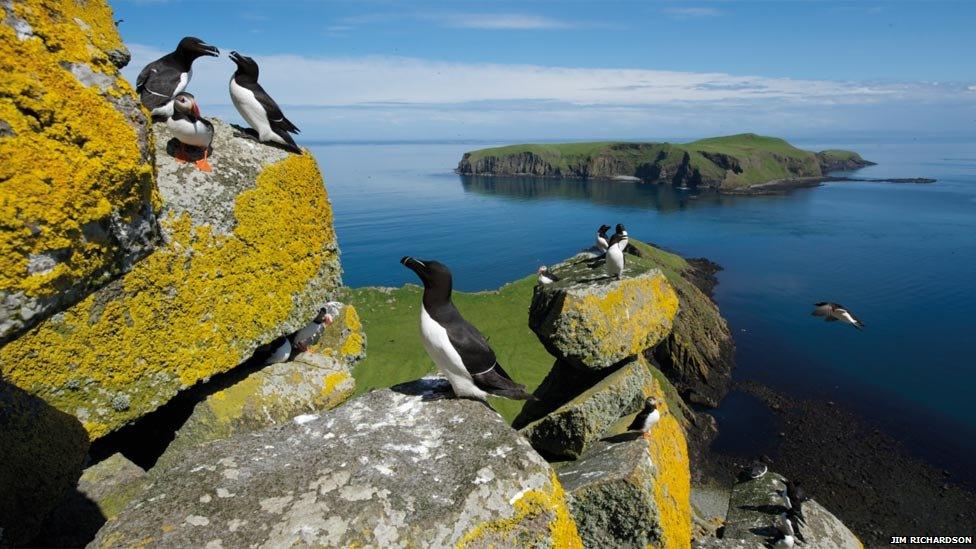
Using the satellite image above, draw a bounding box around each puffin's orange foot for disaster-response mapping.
[195,158,213,172]
[174,151,189,163]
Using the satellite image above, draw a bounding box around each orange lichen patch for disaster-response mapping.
[645,379,692,549]
[0,154,337,439]
[457,472,582,548]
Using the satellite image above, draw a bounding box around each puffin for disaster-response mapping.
[627,396,662,433]
[261,336,292,365]
[401,256,534,401]
[595,224,611,252]
[228,51,302,153]
[811,302,865,330]
[166,93,214,172]
[291,303,340,354]
[606,232,625,279]
[135,36,219,119]
[537,266,559,285]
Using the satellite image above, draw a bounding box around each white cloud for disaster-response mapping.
[432,13,575,30]
[122,44,976,140]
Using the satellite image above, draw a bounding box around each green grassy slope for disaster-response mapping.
[341,243,701,423]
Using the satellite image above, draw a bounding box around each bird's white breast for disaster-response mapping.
[606,244,624,276]
[175,69,191,96]
[538,274,554,285]
[642,408,660,431]
[596,236,608,252]
[419,306,487,399]
[230,79,285,145]
[166,116,213,148]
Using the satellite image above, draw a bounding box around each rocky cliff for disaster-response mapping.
[456,134,874,192]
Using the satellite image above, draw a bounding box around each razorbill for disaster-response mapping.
[784,479,809,524]
[596,224,611,253]
[771,532,795,548]
[291,304,338,353]
[401,256,534,401]
[742,461,768,480]
[537,266,559,285]
[228,51,301,154]
[627,396,662,433]
[262,336,292,365]
[135,36,218,118]
[811,302,865,330]
[167,93,214,172]
[775,512,805,543]
[606,233,625,279]
[614,223,629,252]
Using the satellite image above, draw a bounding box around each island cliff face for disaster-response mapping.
[456,134,874,192]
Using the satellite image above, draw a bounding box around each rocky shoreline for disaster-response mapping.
[704,381,976,547]
[724,175,938,195]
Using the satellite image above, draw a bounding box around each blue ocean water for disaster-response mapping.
[312,139,976,476]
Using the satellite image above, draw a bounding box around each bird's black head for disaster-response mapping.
[176,36,219,60]
[608,233,624,247]
[615,223,627,235]
[598,224,611,235]
[313,306,330,323]
[642,396,660,411]
[401,257,453,301]
[229,51,259,78]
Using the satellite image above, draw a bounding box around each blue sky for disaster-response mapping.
[115,1,976,141]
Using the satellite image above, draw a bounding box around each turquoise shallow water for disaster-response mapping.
[312,139,976,478]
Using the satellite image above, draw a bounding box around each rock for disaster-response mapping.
[528,254,678,371]
[0,0,159,344]
[90,378,583,548]
[1,118,341,440]
[723,471,862,548]
[154,352,355,471]
[31,453,147,547]
[0,378,89,546]
[517,358,655,459]
[306,303,367,363]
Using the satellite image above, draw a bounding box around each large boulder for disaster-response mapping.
[91,378,582,548]
[722,471,862,548]
[1,119,341,440]
[528,254,678,371]
[0,0,158,344]
[516,358,655,459]
[154,351,355,471]
[557,380,691,549]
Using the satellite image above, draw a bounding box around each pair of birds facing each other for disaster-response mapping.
[261,302,342,365]
[595,223,629,279]
[136,36,302,168]
[811,302,865,330]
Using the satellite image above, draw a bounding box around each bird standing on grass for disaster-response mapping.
[401,256,534,401]
[606,232,625,279]
[595,224,611,253]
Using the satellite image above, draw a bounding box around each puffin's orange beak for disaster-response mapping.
[192,102,200,118]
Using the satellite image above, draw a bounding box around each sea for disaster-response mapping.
[310,138,976,484]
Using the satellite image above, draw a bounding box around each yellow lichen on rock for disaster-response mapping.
[457,472,583,549]
[0,153,340,439]
[1,0,158,342]
[645,378,692,549]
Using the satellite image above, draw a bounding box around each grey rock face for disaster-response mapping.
[91,378,579,548]
[722,472,862,548]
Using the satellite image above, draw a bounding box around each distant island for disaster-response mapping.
[456,133,882,193]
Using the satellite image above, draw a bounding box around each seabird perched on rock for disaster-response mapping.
[771,532,796,548]
[775,511,805,543]
[228,51,302,154]
[776,479,809,525]
[811,302,864,330]
[166,93,214,172]
[537,266,559,285]
[291,304,339,353]
[742,461,768,480]
[606,232,625,279]
[136,36,219,119]
[595,224,611,253]
[627,396,662,433]
[261,336,292,365]
[401,256,534,401]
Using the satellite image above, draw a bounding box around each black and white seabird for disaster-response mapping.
[167,92,214,172]
[401,256,534,401]
[537,266,559,285]
[606,232,625,279]
[136,36,219,119]
[811,302,864,330]
[228,51,302,154]
[627,396,662,433]
[262,336,292,365]
[777,479,809,525]
[775,512,806,543]
[614,223,629,252]
[596,224,611,253]
[771,531,796,548]
[291,303,340,353]
[743,461,768,480]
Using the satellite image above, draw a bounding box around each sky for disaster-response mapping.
[114,0,976,142]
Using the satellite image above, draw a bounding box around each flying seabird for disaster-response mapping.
[166,92,214,172]
[291,303,339,353]
[136,36,219,119]
[627,396,662,433]
[401,256,534,401]
[228,51,302,153]
[811,302,864,330]
[606,232,625,279]
[596,224,611,253]
[537,266,559,285]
